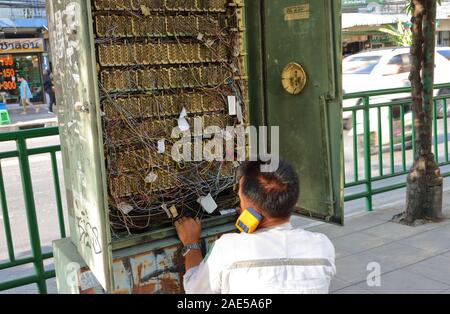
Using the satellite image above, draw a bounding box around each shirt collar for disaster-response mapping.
[256,222,293,233]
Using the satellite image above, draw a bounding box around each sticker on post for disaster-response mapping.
[197,193,218,214]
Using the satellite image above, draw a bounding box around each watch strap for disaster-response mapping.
[182,243,202,256]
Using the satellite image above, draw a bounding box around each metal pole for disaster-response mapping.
[16,137,47,294]
[363,96,373,211]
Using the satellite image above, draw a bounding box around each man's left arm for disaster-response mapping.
[175,217,226,294]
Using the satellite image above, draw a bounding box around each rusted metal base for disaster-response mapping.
[54,233,226,294]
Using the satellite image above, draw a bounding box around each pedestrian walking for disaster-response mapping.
[17,73,39,115]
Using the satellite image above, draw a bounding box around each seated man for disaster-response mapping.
[175,160,336,294]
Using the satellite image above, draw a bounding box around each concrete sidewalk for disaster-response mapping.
[0,103,57,132]
[293,195,450,294]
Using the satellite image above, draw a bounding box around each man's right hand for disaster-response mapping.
[174,217,202,246]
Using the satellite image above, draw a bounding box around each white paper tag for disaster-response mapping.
[118,202,133,215]
[177,107,190,132]
[228,96,237,116]
[145,172,158,183]
[157,139,165,154]
[197,33,204,41]
[169,205,179,218]
[178,117,190,132]
[180,107,188,118]
[161,204,172,218]
[197,193,218,214]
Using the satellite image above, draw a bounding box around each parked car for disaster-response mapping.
[342,47,450,153]
[437,46,450,61]
[436,47,450,118]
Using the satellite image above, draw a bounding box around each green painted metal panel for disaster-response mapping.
[248,0,344,223]
[47,0,113,291]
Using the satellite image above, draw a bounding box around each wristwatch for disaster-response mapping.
[182,243,202,257]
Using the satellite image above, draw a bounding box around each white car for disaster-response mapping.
[342,47,450,150]
[437,46,450,61]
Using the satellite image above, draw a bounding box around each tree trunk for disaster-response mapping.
[397,0,443,224]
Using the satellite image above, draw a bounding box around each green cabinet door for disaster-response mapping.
[247,0,344,224]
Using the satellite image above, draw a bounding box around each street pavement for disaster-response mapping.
[293,199,450,294]
[0,103,57,132]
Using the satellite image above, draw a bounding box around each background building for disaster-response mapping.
[0,0,48,104]
[343,0,450,55]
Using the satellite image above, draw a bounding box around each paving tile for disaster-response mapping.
[363,242,434,269]
[398,229,450,254]
[335,251,389,284]
[403,255,450,285]
[362,222,431,241]
[332,232,393,255]
[308,224,352,239]
[329,277,352,292]
[345,213,391,230]
[335,242,433,284]
[358,269,450,294]
[436,217,450,226]
[436,224,450,235]
[370,208,403,222]
[310,215,386,239]
[335,248,353,259]
[332,285,374,294]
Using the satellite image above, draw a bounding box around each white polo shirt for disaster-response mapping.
[183,222,336,294]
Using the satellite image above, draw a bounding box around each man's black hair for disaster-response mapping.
[239,160,300,219]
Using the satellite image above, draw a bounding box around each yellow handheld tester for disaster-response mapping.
[236,208,263,234]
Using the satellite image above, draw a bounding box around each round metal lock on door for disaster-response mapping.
[281,62,307,95]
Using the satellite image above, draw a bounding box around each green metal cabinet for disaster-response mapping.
[48,0,343,293]
[247,0,343,223]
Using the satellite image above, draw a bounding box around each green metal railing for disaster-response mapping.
[0,127,63,293]
[344,83,450,210]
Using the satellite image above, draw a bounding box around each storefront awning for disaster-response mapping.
[343,13,410,29]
